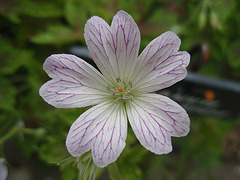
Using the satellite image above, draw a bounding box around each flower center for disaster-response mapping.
[107,77,134,104]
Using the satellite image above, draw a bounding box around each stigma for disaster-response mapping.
[117,87,123,92]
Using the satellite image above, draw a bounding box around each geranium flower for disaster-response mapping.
[40,10,190,167]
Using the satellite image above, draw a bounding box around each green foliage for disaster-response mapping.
[0,0,62,23]
[31,24,81,45]
[117,129,148,180]
[178,117,231,176]
[107,162,121,180]
[60,163,79,180]
[0,0,240,179]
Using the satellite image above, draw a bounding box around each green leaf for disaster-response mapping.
[31,24,81,45]
[65,0,88,27]
[20,1,63,18]
[39,136,69,163]
[60,163,79,180]
[0,38,33,75]
[0,0,62,23]
[198,6,207,29]
[0,76,17,112]
[227,41,240,69]
[210,11,223,31]
[64,0,112,27]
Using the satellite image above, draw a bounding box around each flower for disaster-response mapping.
[40,10,190,167]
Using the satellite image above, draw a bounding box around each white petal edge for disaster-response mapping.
[126,93,190,155]
[39,54,109,108]
[66,101,127,167]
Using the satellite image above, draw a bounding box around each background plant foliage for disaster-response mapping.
[1,0,240,179]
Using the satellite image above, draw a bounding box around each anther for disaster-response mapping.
[120,97,128,101]
[129,80,132,88]
[129,95,134,102]
[116,77,121,83]
[107,86,111,91]
[126,91,130,95]
[122,81,126,85]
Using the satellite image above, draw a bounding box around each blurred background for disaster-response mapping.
[0,0,240,179]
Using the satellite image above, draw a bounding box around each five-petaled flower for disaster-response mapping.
[40,10,190,167]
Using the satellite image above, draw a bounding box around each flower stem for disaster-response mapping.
[0,127,45,145]
[77,152,98,180]
[108,162,121,180]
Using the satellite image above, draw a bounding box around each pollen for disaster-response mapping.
[117,87,123,92]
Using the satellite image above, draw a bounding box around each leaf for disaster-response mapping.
[64,0,112,27]
[0,38,33,75]
[65,0,88,27]
[60,164,78,180]
[198,4,207,29]
[227,41,240,69]
[210,11,223,31]
[19,0,63,18]
[39,136,69,163]
[0,0,62,23]
[31,24,82,45]
[0,77,17,120]
[116,130,148,180]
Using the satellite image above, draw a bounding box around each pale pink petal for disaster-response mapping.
[66,102,127,167]
[84,10,140,82]
[84,16,116,82]
[39,54,109,108]
[133,31,190,92]
[126,93,190,154]
[110,10,141,81]
[40,79,108,108]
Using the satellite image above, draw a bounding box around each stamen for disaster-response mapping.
[116,77,121,83]
[113,92,116,96]
[122,81,126,85]
[107,86,111,91]
[120,97,128,101]
[129,95,134,102]
[126,91,130,95]
[114,99,118,104]
[129,80,132,88]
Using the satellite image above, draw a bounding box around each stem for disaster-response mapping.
[108,162,121,180]
[77,152,98,180]
[0,127,42,145]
